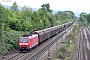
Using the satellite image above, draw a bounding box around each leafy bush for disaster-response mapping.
[58,51,63,58]
[73,24,79,32]
[5,44,13,51]
[5,30,28,49]
[0,30,29,55]
[60,46,67,52]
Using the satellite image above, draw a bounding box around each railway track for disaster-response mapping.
[82,31,85,60]
[80,27,85,60]
[84,27,90,60]
[8,53,26,60]
[76,26,90,60]
[76,26,86,60]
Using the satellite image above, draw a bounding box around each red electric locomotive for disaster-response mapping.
[18,34,38,51]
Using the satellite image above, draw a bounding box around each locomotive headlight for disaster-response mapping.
[25,43,28,45]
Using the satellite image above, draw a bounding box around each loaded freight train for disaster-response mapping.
[18,22,73,51]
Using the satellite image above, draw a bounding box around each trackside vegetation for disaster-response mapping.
[0,2,77,55]
[78,13,90,26]
[51,24,79,60]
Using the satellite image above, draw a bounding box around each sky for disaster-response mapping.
[0,0,90,13]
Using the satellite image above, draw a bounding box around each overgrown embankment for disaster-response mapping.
[0,30,29,55]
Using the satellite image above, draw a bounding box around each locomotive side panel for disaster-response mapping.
[30,34,38,48]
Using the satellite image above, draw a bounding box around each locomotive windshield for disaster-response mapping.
[20,38,28,42]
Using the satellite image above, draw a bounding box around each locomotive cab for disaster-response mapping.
[18,37,30,51]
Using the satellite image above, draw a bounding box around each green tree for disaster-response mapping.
[65,11,75,19]
[0,5,7,23]
[56,11,76,24]
[54,14,61,25]
[0,4,9,31]
[41,3,52,13]
[22,5,32,21]
[11,1,18,12]
[46,12,57,27]
[78,13,87,26]
[87,13,90,24]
